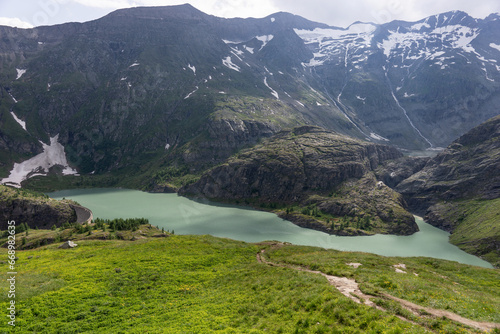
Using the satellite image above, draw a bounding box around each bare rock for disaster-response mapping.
[59,240,78,249]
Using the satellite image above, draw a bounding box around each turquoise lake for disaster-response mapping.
[48,188,493,269]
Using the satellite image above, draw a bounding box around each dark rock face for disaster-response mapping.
[376,156,429,189]
[181,126,418,235]
[0,198,76,230]
[393,115,500,265]
[396,115,500,215]
[182,126,399,200]
[182,118,281,165]
[181,126,402,201]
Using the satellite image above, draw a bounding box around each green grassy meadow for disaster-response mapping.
[0,229,498,333]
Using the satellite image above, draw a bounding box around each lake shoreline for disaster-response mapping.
[48,188,494,269]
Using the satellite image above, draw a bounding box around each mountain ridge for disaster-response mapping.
[0,4,499,189]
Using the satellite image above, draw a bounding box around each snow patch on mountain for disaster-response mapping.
[295,23,375,48]
[295,23,376,67]
[243,45,254,54]
[16,69,26,80]
[222,39,241,44]
[379,25,479,59]
[230,49,244,63]
[490,43,500,52]
[184,86,199,99]
[231,47,244,57]
[263,77,279,100]
[7,91,17,103]
[256,35,274,51]
[10,112,27,131]
[370,132,389,141]
[410,22,431,31]
[1,135,78,188]
[222,56,241,72]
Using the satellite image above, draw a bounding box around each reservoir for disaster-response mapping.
[48,188,493,269]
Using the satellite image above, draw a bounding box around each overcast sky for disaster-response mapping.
[1,0,499,29]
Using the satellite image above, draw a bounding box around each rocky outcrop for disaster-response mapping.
[180,126,418,235]
[278,212,374,236]
[182,117,282,167]
[181,126,402,201]
[396,115,500,214]
[59,240,78,249]
[395,115,500,266]
[0,185,77,229]
[0,198,77,229]
[376,156,429,189]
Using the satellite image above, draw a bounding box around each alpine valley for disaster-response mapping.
[1,5,500,333]
[0,5,500,263]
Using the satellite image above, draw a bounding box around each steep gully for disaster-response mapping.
[256,244,500,333]
[383,67,434,148]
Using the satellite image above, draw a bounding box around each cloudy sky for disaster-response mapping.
[1,0,499,29]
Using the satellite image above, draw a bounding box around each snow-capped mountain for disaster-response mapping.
[0,5,499,184]
[291,10,500,148]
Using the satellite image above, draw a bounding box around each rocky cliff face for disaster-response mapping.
[181,126,401,200]
[181,126,418,235]
[396,115,500,214]
[0,185,76,229]
[393,115,500,266]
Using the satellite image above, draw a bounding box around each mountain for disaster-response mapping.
[0,5,499,187]
[387,115,500,266]
[180,126,418,236]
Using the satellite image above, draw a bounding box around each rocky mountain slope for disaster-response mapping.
[0,5,499,187]
[181,126,418,236]
[387,115,500,266]
[396,115,500,211]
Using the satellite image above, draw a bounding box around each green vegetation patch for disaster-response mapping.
[0,234,484,333]
[265,244,500,324]
[429,198,500,268]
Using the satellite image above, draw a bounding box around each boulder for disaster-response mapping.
[59,240,78,249]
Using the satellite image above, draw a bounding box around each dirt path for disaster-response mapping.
[382,293,500,333]
[256,247,500,333]
[257,249,376,306]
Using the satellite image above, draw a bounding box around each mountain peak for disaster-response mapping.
[261,11,331,30]
[425,10,476,28]
[105,4,209,21]
[484,12,500,22]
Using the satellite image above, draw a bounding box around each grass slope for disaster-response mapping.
[0,232,498,333]
[428,198,500,268]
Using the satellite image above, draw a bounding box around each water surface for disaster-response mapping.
[48,188,493,268]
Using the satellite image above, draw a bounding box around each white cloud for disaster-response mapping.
[0,17,34,28]
[70,0,138,9]
[66,0,278,19]
[1,0,499,28]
